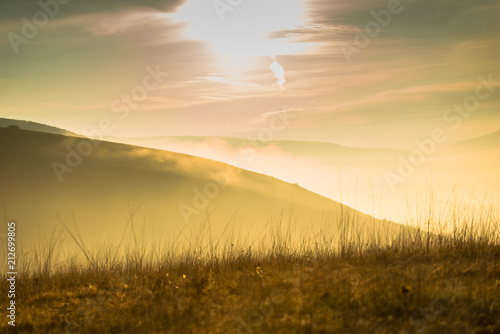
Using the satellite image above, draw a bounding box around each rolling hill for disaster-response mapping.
[0,117,77,136]
[453,130,500,150]
[0,128,403,259]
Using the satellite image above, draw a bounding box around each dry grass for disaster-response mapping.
[1,201,499,334]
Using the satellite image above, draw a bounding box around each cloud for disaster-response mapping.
[251,108,297,124]
[0,0,184,20]
[269,56,287,90]
[200,77,262,88]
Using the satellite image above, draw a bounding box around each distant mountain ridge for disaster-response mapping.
[0,118,77,136]
[106,135,407,156]
[453,130,500,148]
[2,117,498,155]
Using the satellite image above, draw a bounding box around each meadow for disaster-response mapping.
[1,197,499,334]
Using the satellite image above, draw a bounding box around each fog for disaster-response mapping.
[1,128,413,267]
[109,134,500,228]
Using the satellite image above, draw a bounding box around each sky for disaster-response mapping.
[1,0,499,149]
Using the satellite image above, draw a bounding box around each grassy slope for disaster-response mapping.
[1,128,498,333]
[1,240,499,333]
[0,127,402,252]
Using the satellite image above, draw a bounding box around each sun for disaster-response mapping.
[172,0,308,62]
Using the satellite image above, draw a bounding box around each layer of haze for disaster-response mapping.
[0,128,407,258]
[108,132,500,225]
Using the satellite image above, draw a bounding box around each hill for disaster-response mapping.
[453,130,500,149]
[0,117,77,136]
[0,128,403,257]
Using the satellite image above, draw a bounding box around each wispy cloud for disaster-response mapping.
[269,56,287,90]
[251,108,298,124]
[200,77,262,88]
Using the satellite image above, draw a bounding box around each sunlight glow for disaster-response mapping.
[173,0,308,60]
